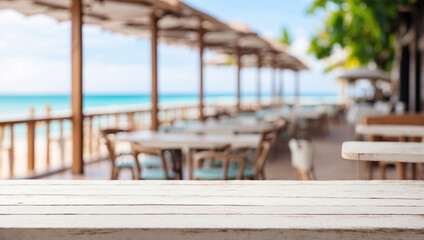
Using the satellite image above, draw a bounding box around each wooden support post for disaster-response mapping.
[198,21,205,121]
[271,69,276,105]
[45,104,51,168]
[126,113,136,131]
[270,56,277,105]
[45,120,50,168]
[27,121,35,173]
[295,71,300,105]
[256,53,261,106]
[150,11,159,131]
[279,69,284,102]
[0,126,3,169]
[9,124,14,177]
[409,9,418,112]
[236,47,241,111]
[88,116,93,159]
[71,0,84,174]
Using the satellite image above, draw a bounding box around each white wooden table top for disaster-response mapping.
[355,124,424,137]
[174,122,274,134]
[1,180,423,240]
[115,131,260,149]
[342,141,424,163]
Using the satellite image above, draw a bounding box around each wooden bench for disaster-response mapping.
[1,180,423,239]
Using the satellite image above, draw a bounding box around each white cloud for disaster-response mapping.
[0,57,69,94]
[0,8,341,96]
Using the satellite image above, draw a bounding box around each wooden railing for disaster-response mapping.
[0,104,207,179]
[0,101,278,179]
[0,103,271,179]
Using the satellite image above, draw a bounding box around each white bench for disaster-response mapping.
[0,180,423,239]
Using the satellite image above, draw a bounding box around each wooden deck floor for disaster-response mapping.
[44,121,404,180]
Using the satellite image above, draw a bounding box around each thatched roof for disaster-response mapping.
[206,51,308,71]
[0,1,267,49]
[338,67,391,82]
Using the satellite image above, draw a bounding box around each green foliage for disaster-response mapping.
[279,27,293,45]
[308,0,412,72]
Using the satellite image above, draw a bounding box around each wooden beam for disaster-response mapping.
[71,0,84,174]
[256,53,261,105]
[236,47,241,111]
[150,11,159,131]
[198,21,204,121]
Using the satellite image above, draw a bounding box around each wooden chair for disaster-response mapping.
[289,139,316,180]
[192,151,247,180]
[131,143,178,180]
[100,128,138,180]
[234,129,276,180]
[248,134,274,180]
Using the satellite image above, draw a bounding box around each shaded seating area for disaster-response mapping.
[0,0,308,179]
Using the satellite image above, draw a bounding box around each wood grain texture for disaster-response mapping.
[0,180,423,239]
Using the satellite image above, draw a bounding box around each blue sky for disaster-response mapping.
[0,0,341,96]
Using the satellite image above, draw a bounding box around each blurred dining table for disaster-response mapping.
[341,141,424,179]
[263,109,324,121]
[354,124,424,180]
[169,121,275,135]
[355,124,424,139]
[114,131,261,179]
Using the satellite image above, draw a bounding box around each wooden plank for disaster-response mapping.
[1,183,422,198]
[361,114,424,125]
[150,11,159,131]
[3,180,424,199]
[3,179,424,186]
[1,205,424,215]
[1,214,424,229]
[0,227,423,240]
[71,0,84,174]
[0,195,422,206]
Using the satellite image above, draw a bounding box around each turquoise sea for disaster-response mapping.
[0,93,339,140]
[0,93,339,117]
